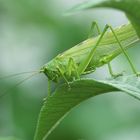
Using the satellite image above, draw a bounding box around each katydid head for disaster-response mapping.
[40,66,60,82]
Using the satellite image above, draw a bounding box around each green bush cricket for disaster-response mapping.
[39,22,139,95]
[0,22,140,97]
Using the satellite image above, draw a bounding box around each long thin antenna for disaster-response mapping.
[0,70,40,80]
[0,71,39,98]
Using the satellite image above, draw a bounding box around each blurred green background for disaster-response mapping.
[0,0,140,140]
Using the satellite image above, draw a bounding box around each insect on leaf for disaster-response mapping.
[66,0,140,37]
[34,75,140,140]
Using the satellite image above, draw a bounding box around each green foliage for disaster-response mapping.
[1,1,140,140]
[34,1,140,139]
[67,0,140,37]
[35,75,140,139]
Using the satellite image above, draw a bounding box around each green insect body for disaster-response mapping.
[41,23,139,83]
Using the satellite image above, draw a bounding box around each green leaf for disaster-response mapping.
[34,75,140,140]
[67,0,140,37]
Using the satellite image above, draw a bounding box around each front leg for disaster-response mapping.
[56,65,70,88]
[67,57,80,80]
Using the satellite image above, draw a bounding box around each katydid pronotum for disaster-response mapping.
[0,22,140,96]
